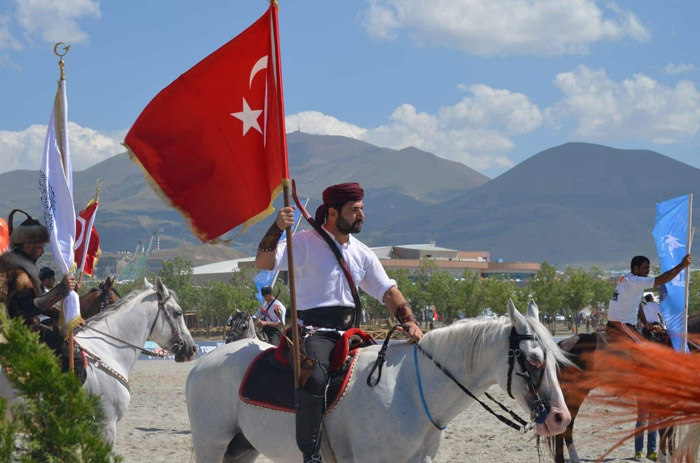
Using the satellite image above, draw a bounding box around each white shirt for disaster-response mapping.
[274,228,396,311]
[253,299,286,324]
[642,301,662,324]
[607,272,656,324]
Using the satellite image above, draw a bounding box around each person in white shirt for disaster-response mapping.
[256,182,422,463]
[641,294,662,327]
[607,254,691,344]
[252,285,286,346]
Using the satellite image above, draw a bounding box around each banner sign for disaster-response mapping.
[652,194,691,352]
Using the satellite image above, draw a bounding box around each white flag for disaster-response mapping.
[39,78,81,334]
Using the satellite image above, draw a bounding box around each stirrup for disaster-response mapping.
[304,454,323,463]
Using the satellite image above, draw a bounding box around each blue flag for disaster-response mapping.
[253,207,302,304]
[652,194,691,352]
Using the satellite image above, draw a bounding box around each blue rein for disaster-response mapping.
[414,346,447,430]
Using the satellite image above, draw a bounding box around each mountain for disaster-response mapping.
[371,143,700,267]
[0,132,487,254]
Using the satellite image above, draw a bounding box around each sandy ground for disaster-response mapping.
[115,359,646,463]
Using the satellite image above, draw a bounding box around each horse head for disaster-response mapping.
[501,299,571,436]
[150,277,197,362]
[225,309,257,344]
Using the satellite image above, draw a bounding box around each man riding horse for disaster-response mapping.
[607,254,691,344]
[255,182,423,463]
[0,209,85,381]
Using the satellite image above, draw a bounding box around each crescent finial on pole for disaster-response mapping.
[53,42,70,80]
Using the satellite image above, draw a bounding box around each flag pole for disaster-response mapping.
[54,42,76,373]
[683,194,694,352]
[270,1,301,388]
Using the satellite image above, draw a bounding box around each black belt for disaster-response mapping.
[298,306,356,330]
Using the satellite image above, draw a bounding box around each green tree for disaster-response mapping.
[528,262,563,328]
[0,309,119,462]
[689,270,700,315]
[481,275,519,316]
[455,270,483,320]
[562,267,594,329]
[426,271,459,322]
[158,257,199,311]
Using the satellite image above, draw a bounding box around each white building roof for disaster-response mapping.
[192,256,255,275]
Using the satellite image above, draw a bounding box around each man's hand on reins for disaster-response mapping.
[403,321,423,343]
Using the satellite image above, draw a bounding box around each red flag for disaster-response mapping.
[74,200,101,276]
[0,218,8,253]
[125,5,288,241]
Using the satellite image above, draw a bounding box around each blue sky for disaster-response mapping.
[1,0,698,178]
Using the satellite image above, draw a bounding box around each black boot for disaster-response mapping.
[295,388,324,463]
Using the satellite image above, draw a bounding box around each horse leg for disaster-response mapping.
[222,433,260,463]
[562,386,586,463]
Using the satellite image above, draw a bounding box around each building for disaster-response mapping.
[217,243,540,283]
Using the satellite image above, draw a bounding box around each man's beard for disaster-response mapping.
[337,216,363,234]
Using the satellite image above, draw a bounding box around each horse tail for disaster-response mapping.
[577,335,700,462]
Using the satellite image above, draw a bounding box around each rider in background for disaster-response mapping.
[635,293,662,462]
[639,294,662,337]
[252,285,286,346]
[607,254,691,344]
[39,266,56,292]
[0,210,84,381]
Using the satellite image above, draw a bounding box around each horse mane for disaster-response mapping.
[84,288,153,325]
[580,336,700,462]
[419,315,571,377]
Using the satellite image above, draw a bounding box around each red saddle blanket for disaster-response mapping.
[239,328,376,413]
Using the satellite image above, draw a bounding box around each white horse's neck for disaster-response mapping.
[404,319,509,426]
[76,290,159,378]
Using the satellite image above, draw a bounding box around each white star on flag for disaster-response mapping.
[231,97,263,136]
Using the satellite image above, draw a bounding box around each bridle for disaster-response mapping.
[150,293,186,356]
[506,327,549,425]
[75,291,189,390]
[368,324,549,433]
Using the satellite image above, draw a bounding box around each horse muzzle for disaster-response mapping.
[535,404,571,436]
[173,343,197,362]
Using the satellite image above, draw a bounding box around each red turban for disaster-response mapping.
[314,183,364,225]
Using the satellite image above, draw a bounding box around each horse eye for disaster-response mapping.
[173,310,182,318]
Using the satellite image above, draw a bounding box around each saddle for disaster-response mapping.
[239,328,376,413]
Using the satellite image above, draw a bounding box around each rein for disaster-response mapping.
[77,293,186,360]
[368,324,541,434]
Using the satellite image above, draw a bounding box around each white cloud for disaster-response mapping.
[664,62,696,75]
[0,13,22,50]
[547,65,700,144]
[360,0,649,56]
[287,85,542,170]
[0,122,124,174]
[3,0,100,48]
[285,111,367,138]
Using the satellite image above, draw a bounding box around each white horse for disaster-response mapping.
[186,300,572,463]
[1,277,198,445]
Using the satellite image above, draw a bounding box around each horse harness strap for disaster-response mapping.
[367,325,535,433]
[74,340,130,392]
[76,293,185,358]
[506,327,549,424]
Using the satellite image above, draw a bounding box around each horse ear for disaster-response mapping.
[508,299,528,332]
[527,300,540,322]
[155,276,169,300]
[106,275,114,287]
[143,277,154,290]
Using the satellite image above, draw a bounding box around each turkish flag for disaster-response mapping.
[74,200,101,276]
[125,6,288,241]
[0,218,8,253]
